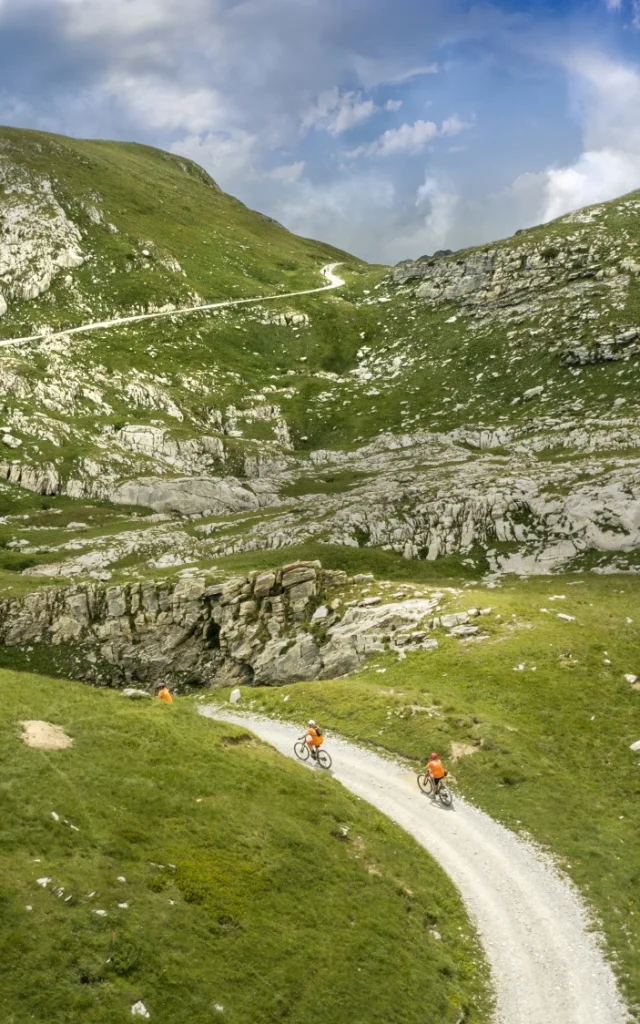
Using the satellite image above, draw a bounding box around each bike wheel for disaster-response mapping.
[438,786,453,808]
[316,749,332,770]
[417,773,433,795]
[294,741,310,762]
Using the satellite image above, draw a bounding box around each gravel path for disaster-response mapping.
[201,706,628,1024]
[0,263,344,348]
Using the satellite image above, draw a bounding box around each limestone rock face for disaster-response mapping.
[0,562,357,689]
[252,636,322,685]
[0,166,84,315]
[112,426,225,473]
[281,562,320,588]
[389,238,620,318]
[0,562,459,689]
[318,639,361,679]
[254,572,277,598]
[108,476,264,515]
[0,162,85,315]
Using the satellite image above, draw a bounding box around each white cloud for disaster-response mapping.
[353,113,472,158]
[303,88,376,134]
[360,62,438,87]
[272,173,397,257]
[441,113,472,137]
[332,98,376,134]
[394,63,439,81]
[605,0,621,9]
[268,160,305,182]
[172,129,260,188]
[105,74,230,133]
[484,51,640,235]
[543,148,640,220]
[415,177,460,247]
[57,0,193,38]
[565,51,640,151]
[354,119,439,158]
[536,52,640,221]
[385,99,403,111]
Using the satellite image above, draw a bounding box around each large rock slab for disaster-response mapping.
[252,636,322,685]
[108,476,261,515]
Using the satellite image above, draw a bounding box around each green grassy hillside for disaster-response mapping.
[248,573,640,1015]
[2,128,640,585]
[0,668,491,1024]
[0,126,351,335]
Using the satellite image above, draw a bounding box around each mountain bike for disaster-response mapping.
[294,740,332,770]
[417,772,453,807]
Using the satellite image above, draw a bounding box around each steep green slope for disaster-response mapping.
[0,125,350,333]
[0,668,491,1024]
[0,126,364,504]
[291,193,640,444]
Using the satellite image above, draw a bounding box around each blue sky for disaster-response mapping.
[0,0,639,262]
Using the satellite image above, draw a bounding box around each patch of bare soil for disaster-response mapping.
[21,720,73,750]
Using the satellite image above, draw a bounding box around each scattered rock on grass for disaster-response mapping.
[449,624,479,637]
[122,688,152,700]
[131,1002,150,1018]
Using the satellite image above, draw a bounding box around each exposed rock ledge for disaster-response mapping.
[0,458,279,515]
[0,562,454,690]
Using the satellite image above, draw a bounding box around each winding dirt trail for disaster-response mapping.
[201,707,628,1024]
[0,263,344,349]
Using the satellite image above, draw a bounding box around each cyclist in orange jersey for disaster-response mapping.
[155,682,173,704]
[426,752,446,795]
[303,720,323,759]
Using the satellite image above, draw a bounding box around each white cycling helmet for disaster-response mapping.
[308,719,316,727]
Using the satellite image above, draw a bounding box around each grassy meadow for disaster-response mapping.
[0,668,491,1024]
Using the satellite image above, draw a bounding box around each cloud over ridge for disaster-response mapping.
[0,0,639,261]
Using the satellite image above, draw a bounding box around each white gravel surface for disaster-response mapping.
[0,263,344,347]
[201,706,629,1024]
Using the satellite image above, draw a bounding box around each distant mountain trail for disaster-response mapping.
[0,262,344,349]
[201,707,628,1024]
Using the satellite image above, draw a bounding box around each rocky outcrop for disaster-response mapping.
[0,165,84,315]
[110,426,226,474]
[107,476,278,515]
[0,562,342,688]
[390,237,628,316]
[0,456,280,515]
[0,458,61,495]
[560,328,640,367]
[0,562,459,689]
